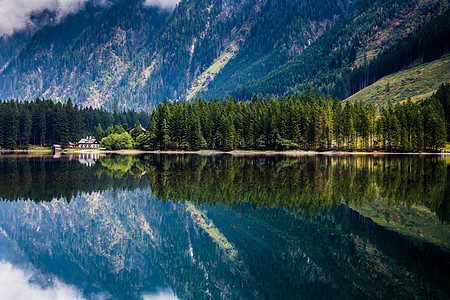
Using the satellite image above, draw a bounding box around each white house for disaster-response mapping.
[78,136,100,148]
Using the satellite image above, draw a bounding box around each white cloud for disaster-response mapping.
[142,289,178,300]
[0,261,85,300]
[143,0,180,10]
[0,0,90,36]
[0,0,181,36]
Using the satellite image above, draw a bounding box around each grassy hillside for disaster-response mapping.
[345,55,450,106]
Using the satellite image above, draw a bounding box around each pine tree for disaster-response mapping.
[0,102,4,148]
[32,100,46,146]
[18,105,32,147]
[3,101,19,149]
[95,124,105,140]
[423,97,446,151]
[433,83,450,141]
[54,103,69,146]
[162,118,171,150]
[130,120,144,141]
[190,118,206,150]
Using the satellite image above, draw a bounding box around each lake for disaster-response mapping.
[0,153,448,299]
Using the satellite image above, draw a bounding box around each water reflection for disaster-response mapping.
[0,154,448,224]
[0,154,448,299]
[141,291,178,300]
[78,154,101,167]
[0,261,84,300]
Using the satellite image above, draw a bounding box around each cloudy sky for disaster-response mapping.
[0,0,181,36]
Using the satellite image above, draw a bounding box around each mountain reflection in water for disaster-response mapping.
[0,154,448,299]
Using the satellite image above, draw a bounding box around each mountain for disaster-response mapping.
[0,9,57,72]
[0,0,448,110]
[0,0,168,110]
[229,0,450,100]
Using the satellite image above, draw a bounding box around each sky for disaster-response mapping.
[0,0,181,36]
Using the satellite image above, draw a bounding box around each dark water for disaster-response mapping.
[0,154,449,300]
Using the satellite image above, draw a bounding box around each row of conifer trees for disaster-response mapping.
[133,84,450,152]
[0,98,149,149]
[1,84,449,152]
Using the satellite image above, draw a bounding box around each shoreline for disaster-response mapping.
[1,149,448,156]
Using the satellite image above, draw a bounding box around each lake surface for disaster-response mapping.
[0,153,449,299]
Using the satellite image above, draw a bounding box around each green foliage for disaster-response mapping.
[101,132,133,150]
[423,97,447,150]
[95,124,104,140]
[5,102,19,149]
[433,82,450,141]
[138,88,449,152]
[275,134,298,150]
[129,121,144,141]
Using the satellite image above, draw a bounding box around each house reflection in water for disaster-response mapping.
[78,153,100,167]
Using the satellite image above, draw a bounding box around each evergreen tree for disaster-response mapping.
[423,97,447,151]
[0,103,4,147]
[190,118,207,150]
[54,103,69,146]
[162,119,171,150]
[3,101,19,149]
[433,83,450,141]
[18,104,32,147]
[95,124,105,140]
[130,120,144,141]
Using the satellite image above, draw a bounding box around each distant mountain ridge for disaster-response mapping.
[0,0,448,110]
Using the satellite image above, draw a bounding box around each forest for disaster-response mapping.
[0,98,149,149]
[1,83,449,152]
[232,3,450,101]
[135,83,450,152]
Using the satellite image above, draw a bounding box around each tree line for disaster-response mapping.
[133,83,450,152]
[0,98,149,149]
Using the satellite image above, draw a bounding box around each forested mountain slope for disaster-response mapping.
[0,0,168,109]
[111,0,354,109]
[229,0,449,100]
[0,0,448,110]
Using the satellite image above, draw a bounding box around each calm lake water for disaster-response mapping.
[0,153,449,299]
